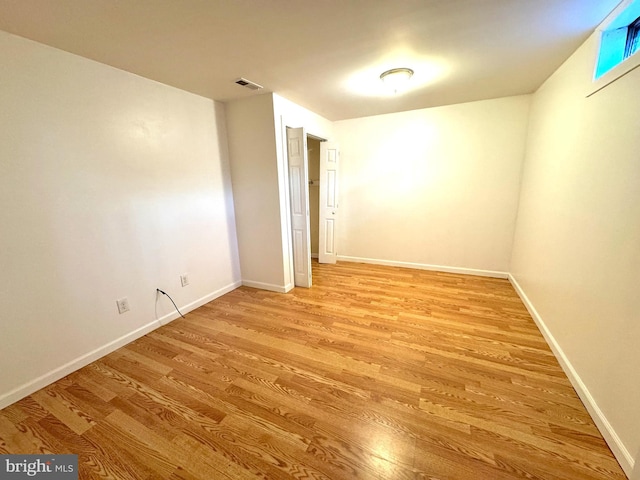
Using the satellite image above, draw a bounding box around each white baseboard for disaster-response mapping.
[632,450,640,480]
[157,281,241,326]
[0,280,241,411]
[242,279,293,293]
[508,274,634,477]
[337,255,508,279]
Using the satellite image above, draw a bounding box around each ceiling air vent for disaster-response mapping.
[234,78,263,90]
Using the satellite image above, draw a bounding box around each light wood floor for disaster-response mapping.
[0,261,626,479]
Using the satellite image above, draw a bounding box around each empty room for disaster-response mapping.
[0,1,638,479]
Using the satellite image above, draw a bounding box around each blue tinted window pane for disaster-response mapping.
[596,27,628,78]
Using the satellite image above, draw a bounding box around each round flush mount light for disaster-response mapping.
[379,67,414,93]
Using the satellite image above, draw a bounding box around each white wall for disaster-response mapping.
[510,31,640,477]
[225,94,289,291]
[225,93,333,292]
[0,31,240,408]
[334,96,531,276]
[273,94,335,142]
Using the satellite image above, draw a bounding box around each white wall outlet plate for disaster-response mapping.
[116,297,130,314]
[180,274,189,287]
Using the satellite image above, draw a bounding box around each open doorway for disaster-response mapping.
[285,124,338,288]
[307,136,321,260]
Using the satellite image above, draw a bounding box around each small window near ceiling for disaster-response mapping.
[595,0,640,79]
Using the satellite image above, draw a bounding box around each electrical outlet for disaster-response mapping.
[180,274,189,287]
[116,297,130,314]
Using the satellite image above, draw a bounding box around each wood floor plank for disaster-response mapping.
[0,261,626,479]
[31,388,96,435]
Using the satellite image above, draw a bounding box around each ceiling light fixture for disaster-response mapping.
[380,67,414,93]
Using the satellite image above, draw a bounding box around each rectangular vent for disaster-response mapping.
[234,78,263,90]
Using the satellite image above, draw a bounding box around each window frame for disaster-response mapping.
[588,0,640,97]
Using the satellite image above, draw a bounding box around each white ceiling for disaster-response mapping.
[0,0,620,120]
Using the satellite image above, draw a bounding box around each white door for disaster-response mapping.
[319,142,339,264]
[286,127,312,287]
